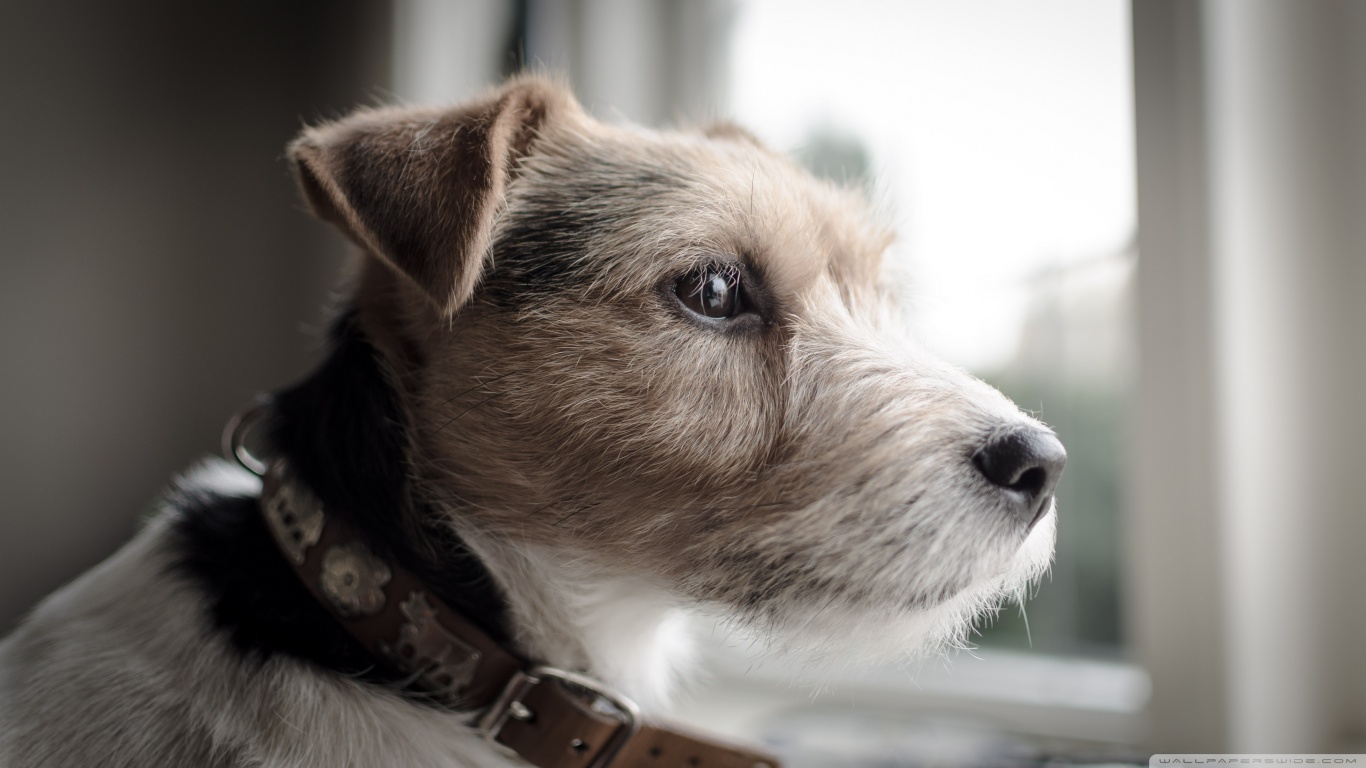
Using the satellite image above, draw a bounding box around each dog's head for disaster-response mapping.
[288,77,1062,657]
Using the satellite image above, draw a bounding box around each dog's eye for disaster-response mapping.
[676,267,744,319]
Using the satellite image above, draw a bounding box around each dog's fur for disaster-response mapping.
[0,77,1058,767]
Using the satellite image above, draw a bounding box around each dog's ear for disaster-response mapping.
[703,120,765,147]
[289,79,573,316]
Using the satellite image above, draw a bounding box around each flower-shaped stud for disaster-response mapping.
[320,541,392,618]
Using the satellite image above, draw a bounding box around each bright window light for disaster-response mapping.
[729,0,1134,374]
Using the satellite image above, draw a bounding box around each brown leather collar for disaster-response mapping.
[259,458,781,768]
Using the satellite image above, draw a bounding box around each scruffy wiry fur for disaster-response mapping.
[0,76,1057,766]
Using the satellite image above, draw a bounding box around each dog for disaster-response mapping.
[0,76,1064,768]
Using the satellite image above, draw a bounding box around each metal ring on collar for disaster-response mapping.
[222,400,271,477]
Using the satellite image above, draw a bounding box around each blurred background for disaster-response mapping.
[1,0,1362,763]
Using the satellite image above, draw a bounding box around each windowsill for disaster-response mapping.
[672,639,1151,754]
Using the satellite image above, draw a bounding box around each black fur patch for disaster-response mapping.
[171,486,381,676]
[172,312,510,682]
[484,155,682,305]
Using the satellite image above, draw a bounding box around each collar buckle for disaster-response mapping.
[480,665,642,768]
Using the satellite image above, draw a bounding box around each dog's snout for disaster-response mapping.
[972,427,1067,528]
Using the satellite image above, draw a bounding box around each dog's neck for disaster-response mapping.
[262,312,690,710]
[453,529,694,710]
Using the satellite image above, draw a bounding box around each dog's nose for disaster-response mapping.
[972,426,1067,529]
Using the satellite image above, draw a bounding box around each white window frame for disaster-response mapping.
[1132,0,1366,753]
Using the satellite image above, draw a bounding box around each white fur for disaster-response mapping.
[450,524,697,712]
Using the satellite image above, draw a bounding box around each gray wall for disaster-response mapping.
[0,1,392,633]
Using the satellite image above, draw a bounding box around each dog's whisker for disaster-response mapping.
[552,501,598,527]
[438,370,514,406]
[434,391,505,435]
[697,500,794,516]
[272,708,307,735]
[524,499,563,518]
